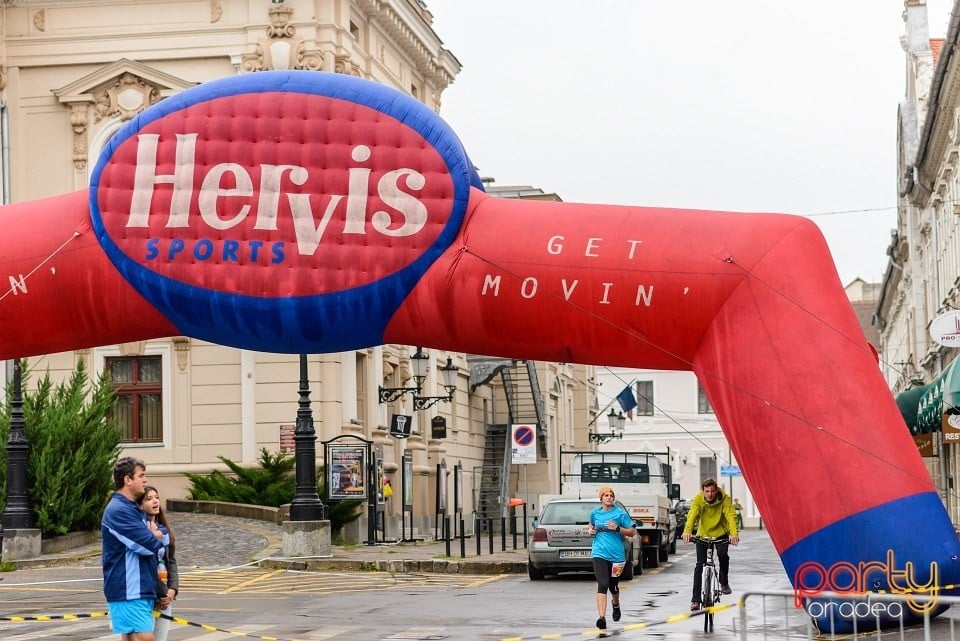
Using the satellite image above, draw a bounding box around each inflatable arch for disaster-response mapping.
[1,71,956,629]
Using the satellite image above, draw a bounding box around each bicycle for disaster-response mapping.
[692,536,725,632]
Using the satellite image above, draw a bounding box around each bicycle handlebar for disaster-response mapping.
[690,535,729,544]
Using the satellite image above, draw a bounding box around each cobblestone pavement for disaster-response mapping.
[165,512,281,568]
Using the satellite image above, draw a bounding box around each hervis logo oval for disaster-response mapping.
[89,71,475,353]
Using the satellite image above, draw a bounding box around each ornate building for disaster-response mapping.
[0,0,596,536]
[876,0,960,525]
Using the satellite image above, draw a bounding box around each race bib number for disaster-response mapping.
[611,561,626,578]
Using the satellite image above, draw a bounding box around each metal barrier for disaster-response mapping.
[739,590,960,640]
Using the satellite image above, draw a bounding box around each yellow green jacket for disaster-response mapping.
[683,488,739,538]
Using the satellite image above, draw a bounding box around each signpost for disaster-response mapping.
[323,434,375,545]
[401,449,415,542]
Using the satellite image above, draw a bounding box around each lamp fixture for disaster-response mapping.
[378,347,430,403]
[589,407,626,443]
[413,356,458,411]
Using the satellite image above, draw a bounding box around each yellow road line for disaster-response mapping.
[222,569,287,594]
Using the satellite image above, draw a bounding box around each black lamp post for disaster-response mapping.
[2,359,33,529]
[290,353,325,521]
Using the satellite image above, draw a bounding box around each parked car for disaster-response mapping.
[527,497,641,580]
[674,499,692,538]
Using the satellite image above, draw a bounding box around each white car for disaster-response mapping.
[527,497,641,580]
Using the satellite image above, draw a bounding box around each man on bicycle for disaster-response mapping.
[682,477,739,611]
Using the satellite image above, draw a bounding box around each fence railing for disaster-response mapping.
[738,590,960,641]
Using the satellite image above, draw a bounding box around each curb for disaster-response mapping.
[10,547,101,570]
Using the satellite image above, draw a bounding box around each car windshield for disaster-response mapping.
[539,502,597,525]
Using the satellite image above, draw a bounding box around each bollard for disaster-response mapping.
[501,517,507,551]
[488,518,494,554]
[460,517,466,558]
[476,516,481,555]
[523,503,529,548]
[512,515,517,550]
[444,516,451,557]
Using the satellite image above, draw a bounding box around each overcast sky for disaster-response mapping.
[426,1,954,287]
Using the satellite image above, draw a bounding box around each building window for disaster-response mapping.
[699,456,717,484]
[636,380,654,416]
[356,351,367,429]
[108,355,163,443]
[697,382,714,414]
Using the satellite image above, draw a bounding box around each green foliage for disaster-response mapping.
[186,448,295,506]
[185,448,362,535]
[0,359,121,537]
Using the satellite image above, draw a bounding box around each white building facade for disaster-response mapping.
[876,0,960,527]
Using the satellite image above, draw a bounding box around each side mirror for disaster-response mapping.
[669,483,681,500]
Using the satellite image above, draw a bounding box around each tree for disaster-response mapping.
[0,359,121,536]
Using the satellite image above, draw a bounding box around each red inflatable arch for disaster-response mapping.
[0,71,953,630]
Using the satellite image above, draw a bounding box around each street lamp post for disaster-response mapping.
[290,354,325,521]
[2,359,33,530]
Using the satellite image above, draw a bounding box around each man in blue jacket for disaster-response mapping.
[102,457,165,640]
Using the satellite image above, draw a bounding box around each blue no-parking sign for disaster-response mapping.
[511,424,537,464]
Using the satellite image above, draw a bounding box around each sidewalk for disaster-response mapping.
[7,511,530,575]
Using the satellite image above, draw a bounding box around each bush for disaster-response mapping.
[185,448,362,535]
[0,359,120,536]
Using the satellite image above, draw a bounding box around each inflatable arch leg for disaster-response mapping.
[385,190,960,630]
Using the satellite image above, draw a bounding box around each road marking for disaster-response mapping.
[179,569,507,595]
[223,569,287,593]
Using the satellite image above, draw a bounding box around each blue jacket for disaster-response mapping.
[101,492,165,602]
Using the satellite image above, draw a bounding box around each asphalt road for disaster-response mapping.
[2,529,959,640]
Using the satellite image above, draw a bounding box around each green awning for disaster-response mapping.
[896,359,960,434]
[896,384,929,432]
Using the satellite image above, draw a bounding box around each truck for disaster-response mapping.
[558,449,681,569]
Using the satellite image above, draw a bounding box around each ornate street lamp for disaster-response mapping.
[378,347,429,403]
[589,407,626,444]
[2,359,32,529]
[413,356,458,411]
[290,353,324,521]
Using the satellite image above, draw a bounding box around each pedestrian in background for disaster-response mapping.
[586,486,636,630]
[102,457,165,641]
[139,485,179,641]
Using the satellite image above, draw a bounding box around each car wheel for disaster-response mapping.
[659,544,669,562]
[622,554,634,581]
[528,564,545,580]
[670,537,677,555]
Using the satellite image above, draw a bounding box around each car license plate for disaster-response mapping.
[559,549,591,559]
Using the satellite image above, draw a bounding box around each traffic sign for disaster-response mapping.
[720,464,741,477]
[511,424,537,464]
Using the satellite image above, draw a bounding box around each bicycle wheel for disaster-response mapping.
[702,567,715,632]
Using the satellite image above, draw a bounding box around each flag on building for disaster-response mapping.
[616,385,638,419]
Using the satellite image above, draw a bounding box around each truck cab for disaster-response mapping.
[560,450,681,569]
